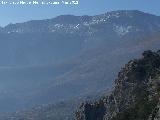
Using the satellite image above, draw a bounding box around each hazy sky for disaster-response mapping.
[0,0,160,26]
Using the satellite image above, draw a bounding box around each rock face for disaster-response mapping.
[75,50,160,120]
[148,101,160,120]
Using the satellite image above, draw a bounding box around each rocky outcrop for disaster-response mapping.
[75,50,160,120]
[148,101,160,120]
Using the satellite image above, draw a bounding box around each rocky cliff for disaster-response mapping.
[75,50,160,120]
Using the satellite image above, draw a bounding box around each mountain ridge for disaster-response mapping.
[1,10,159,28]
[0,10,160,119]
[1,10,159,34]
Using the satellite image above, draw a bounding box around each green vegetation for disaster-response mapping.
[76,50,160,120]
[112,92,159,120]
[112,50,160,120]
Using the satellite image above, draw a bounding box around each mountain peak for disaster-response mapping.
[105,10,156,16]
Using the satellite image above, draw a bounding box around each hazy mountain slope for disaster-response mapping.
[0,62,77,112]
[0,100,78,120]
[0,10,160,113]
[0,10,159,66]
[3,45,160,120]
[1,32,160,120]
[0,89,108,120]
[33,32,160,103]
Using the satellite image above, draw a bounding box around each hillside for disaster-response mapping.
[4,49,160,120]
[0,10,159,66]
[76,50,160,120]
[0,10,160,116]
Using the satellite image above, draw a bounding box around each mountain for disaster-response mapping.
[3,50,160,120]
[0,99,79,120]
[0,10,160,116]
[0,91,106,120]
[76,50,160,120]
[0,10,159,66]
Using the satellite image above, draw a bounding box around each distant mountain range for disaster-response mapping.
[0,10,160,120]
[0,10,159,66]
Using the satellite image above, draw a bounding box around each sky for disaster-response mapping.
[0,0,160,26]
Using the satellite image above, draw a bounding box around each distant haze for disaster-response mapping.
[0,10,160,113]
